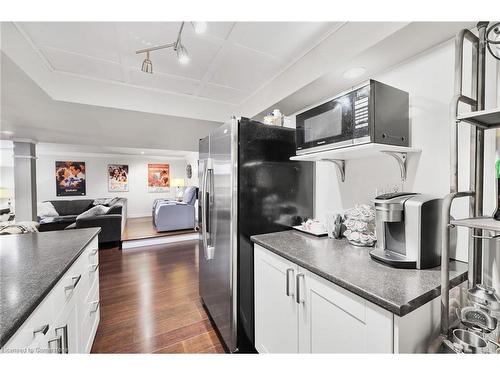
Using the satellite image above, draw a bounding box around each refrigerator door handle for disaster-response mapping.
[202,158,214,260]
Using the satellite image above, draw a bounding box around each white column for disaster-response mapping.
[13,140,37,221]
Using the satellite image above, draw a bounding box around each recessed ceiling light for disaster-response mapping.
[140,151,145,155]
[342,67,367,80]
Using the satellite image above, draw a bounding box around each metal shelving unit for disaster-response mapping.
[435,21,500,354]
[451,216,500,232]
[457,108,500,129]
[290,143,420,182]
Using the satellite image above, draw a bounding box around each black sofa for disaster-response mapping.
[38,198,127,248]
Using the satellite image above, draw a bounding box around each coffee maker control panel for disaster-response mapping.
[375,192,417,200]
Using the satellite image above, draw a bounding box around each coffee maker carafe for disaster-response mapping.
[369,192,442,269]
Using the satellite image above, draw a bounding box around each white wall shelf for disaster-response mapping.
[457,108,500,130]
[290,143,421,182]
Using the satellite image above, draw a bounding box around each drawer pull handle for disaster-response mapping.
[295,273,305,304]
[286,268,294,297]
[90,264,99,272]
[90,300,100,314]
[90,248,98,255]
[65,274,82,292]
[33,324,49,337]
[48,335,63,354]
[55,325,68,354]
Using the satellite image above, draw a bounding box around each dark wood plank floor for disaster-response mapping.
[123,217,197,241]
[91,240,225,353]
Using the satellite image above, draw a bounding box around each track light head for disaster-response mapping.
[141,51,153,74]
[176,44,190,64]
[192,22,207,34]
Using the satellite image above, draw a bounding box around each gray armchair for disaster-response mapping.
[153,186,198,232]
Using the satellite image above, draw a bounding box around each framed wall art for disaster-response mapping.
[55,161,86,196]
[147,163,170,192]
[108,164,129,192]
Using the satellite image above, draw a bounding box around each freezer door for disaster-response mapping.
[203,121,237,352]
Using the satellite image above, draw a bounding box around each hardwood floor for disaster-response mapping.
[91,240,225,353]
[123,216,197,241]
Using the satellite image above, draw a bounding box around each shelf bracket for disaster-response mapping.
[321,159,345,182]
[381,151,408,181]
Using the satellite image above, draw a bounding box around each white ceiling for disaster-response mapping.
[0,53,220,151]
[1,21,477,151]
[253,22,476,118]
[15,22,338,105]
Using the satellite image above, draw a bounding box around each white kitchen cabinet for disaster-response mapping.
[297,268,393,353]
[254,244,392,353]
[254,244,449,353]
[254,245,299,353]
[2,236,100,354]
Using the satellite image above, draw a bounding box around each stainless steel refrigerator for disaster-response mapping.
[198,117,313,352]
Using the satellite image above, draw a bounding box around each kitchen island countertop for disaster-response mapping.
[0,228,100,347]
[251,230,467,317]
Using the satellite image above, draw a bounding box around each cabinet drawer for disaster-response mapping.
[77,238,98,292]
[2,289,56,351]
[80,279,100,353]
[50,252,88,311]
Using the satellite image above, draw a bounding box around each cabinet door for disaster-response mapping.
[254,245,299,353]
[298,268,393,353]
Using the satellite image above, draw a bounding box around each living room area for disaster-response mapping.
[0,140,201,248]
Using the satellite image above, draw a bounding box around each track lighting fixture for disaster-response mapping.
[135,21,206,73]
[192,21,207,34]
[141,51,153,74]
[175,43,190,65]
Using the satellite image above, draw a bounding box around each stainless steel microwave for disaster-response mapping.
[295,80,409,155]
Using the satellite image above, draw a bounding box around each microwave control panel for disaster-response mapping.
[353,84,371,140]
[354,85,370,129]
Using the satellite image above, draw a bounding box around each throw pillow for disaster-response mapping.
[0,221,39,235]
[76,205,110,221]
[37,201,59,217]
[93,198,114,206]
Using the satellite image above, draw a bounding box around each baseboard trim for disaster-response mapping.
[122,232,198,249]
[126,213,153,219]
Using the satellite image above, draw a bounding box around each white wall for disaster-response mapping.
[294,36,499,263]
[0,141,15,210]
[0,141,14,190]
[36,150,197,218]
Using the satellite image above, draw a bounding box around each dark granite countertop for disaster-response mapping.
[251,230,468,317]
[0,228,100,347]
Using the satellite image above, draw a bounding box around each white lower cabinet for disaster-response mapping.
[2,236,100,354]
[254,244,443,353]
[297,268,393,353]
[254,245,299,353]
